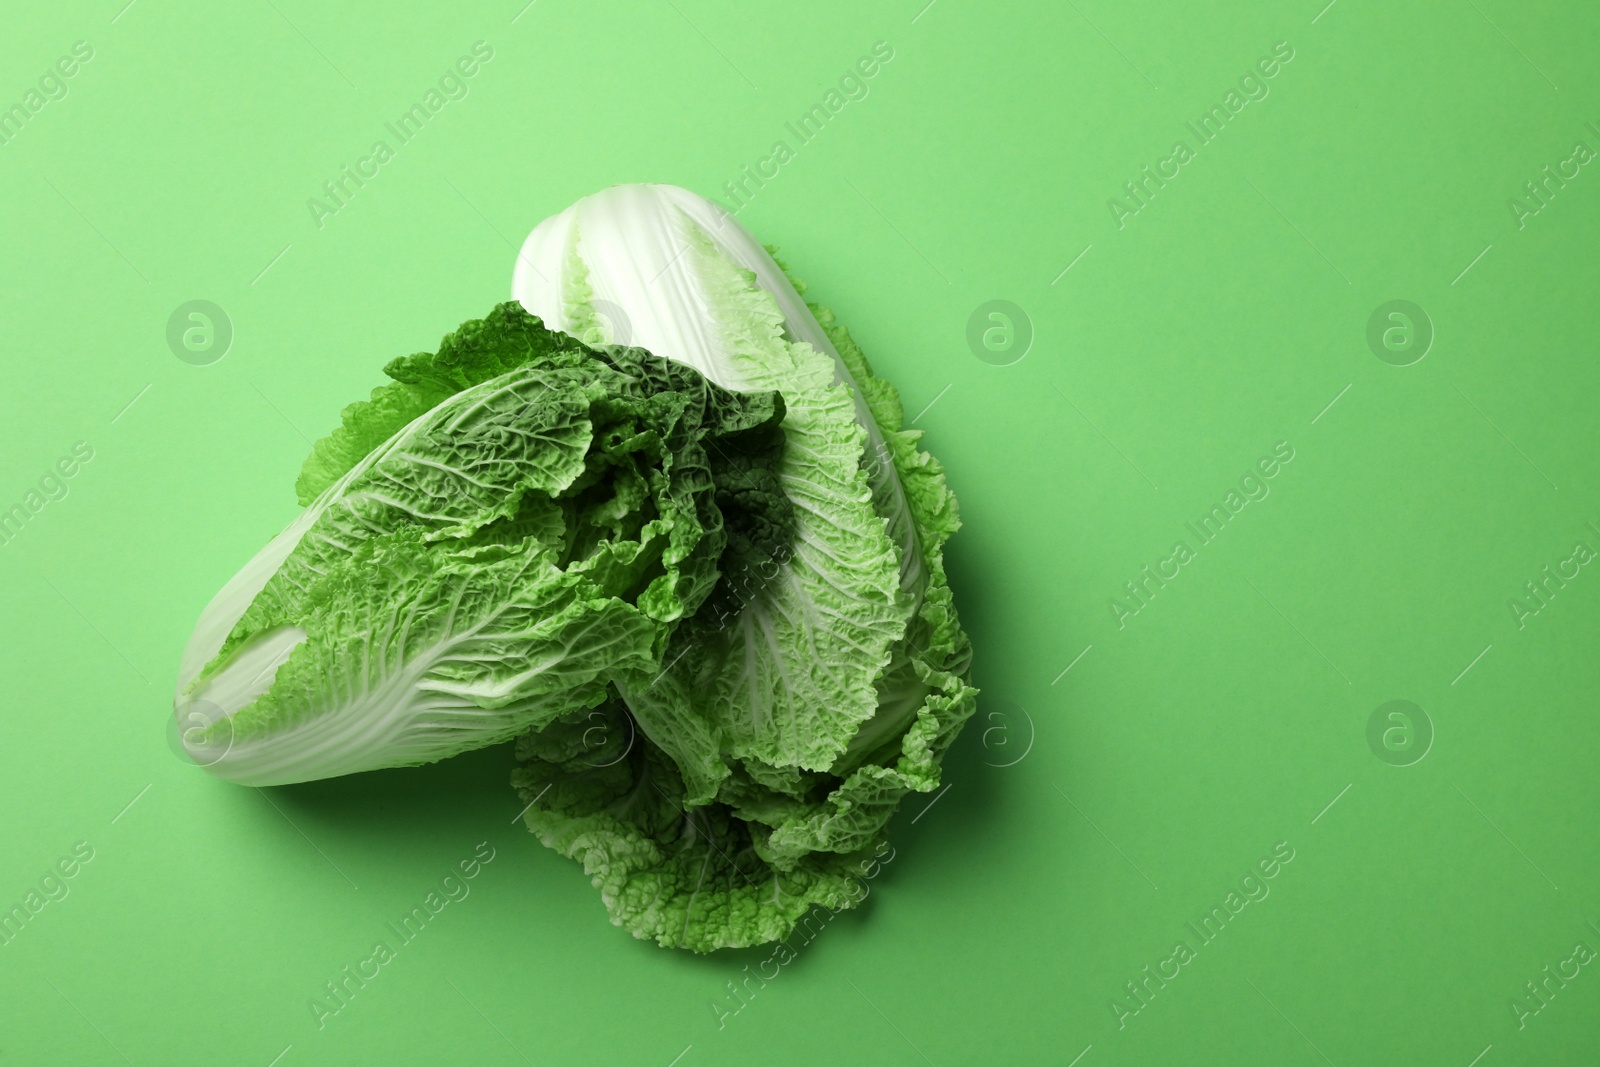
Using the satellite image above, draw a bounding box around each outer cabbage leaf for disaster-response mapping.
[512,697,870,953]
[294,302,594,506]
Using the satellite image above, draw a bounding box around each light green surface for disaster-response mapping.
[3,1,1598,1064]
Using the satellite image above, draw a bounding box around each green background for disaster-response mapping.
[3,0,1598,1063]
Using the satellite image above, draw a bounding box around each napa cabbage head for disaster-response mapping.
[509,184,976,951]
[173,303,791,786]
